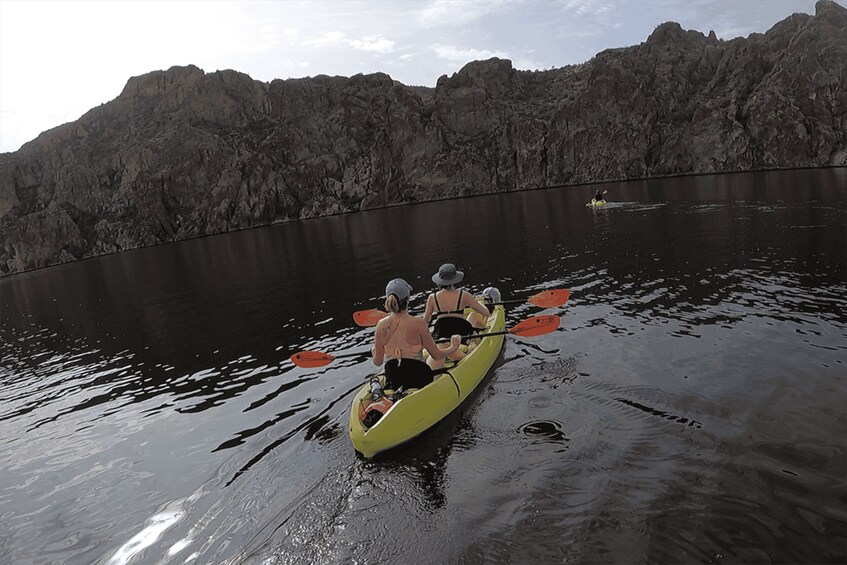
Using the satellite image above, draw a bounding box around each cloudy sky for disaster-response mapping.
[0,0,818,153]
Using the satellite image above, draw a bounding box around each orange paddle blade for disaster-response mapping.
[509,314,560,337]
[290,351,336,368]
[353,309,389,327]
[528,289,571,308]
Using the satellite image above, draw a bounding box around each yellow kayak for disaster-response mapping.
[348,303,506,458]
[588,198,606,207]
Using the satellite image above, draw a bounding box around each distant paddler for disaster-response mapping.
[589,189,608,207]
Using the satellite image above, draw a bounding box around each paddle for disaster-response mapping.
[290,349,364,369]
[353,308,390,327]
[291,314,561,368]
[436,314,560,342]
[352,289,570,327]
[490,289,570,308]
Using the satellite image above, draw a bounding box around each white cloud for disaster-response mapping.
[430,44,510,64]
[712,25,755,39]
[302,31,347,47]
[300,31,396,54]
[559,0,615,17]
[416,0,521,28]
[302,32,395,54]
[348,36,396,53]
[429,43,543,70]
[512,56,545,71]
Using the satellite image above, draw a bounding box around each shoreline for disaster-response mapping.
[1,164,844,281]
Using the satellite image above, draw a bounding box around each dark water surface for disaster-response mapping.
[2,169,846,564]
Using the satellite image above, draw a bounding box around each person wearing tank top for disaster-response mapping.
[373,278,461,389]
[423,263,490,340]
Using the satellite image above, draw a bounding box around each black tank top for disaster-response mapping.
[431,290,474,338]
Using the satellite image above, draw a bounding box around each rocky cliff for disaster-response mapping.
[1,1,845,275]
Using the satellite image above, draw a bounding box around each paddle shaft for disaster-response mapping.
[318,350,367,361]
[436,328,513,343]
[436,292,566,309]
[392,299,531,316]
[421,295,553,314]
[487,298,534,306]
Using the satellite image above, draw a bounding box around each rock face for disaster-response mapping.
[1,1,845,275]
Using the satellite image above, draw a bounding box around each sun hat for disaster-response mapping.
[385,278,413,300]
[432,263,464,286]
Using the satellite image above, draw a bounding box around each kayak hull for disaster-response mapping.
[588,198,606,207]
[348,303,506,458]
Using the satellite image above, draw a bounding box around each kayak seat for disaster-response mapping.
[384,359,461,397]
[385,358,435,390]
[432,316,475,339]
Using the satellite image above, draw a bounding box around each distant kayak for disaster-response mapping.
[587,198,606,207]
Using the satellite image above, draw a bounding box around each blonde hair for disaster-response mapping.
[384,294,408,313]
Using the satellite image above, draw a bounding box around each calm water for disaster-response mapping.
[1,169,846,564]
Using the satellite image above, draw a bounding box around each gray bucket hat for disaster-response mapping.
[385,278,413,300]
[432,263,464,286]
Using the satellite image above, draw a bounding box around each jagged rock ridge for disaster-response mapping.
[1,0,845,275]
